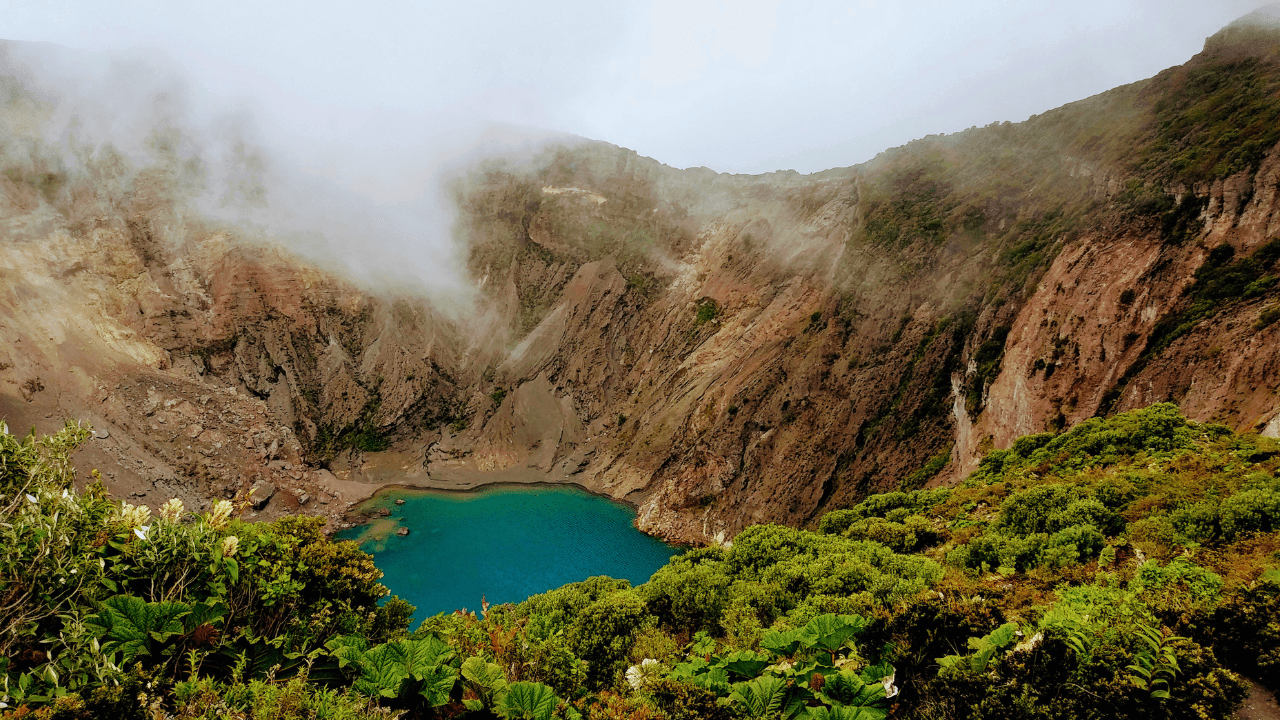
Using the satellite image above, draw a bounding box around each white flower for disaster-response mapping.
[209,500,234,529]
[1014,632,1044,654]
[221,535,239,557]
[25,494,37,503]
[116,502,151,530]
[625,659,660,690]
[134,525,151,541]
[160,498,184,524]
[882,671,899,699]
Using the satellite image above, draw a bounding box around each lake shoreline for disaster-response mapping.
[334,482,684,618]
[337,476,647,533]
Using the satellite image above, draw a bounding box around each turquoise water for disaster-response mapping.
[336,484,681,620]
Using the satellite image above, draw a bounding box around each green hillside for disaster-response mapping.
[2,402,1277,719]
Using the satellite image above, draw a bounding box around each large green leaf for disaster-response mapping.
[817,669,885,708]
[352,642,411,699]
[761,627,806,657]
[462,656,509,704]
[85,596,190,661]
[672,656,730,691]
[793,657,837,680]
[198,629,303,681]
[348,637,457,704]
[397,635,454,679]
[729,676,792,720]
[689,630,717,656]
[721,650,773,679]
[671,657,711,679]
[799,614,868,654]
[181,599,226,633]
[858,662,894,684]
[966,622,1020,673]
[974,622,1019,651]
[496,681,560,720]
[415,663,459,708]
[802,705,886,720]
[325,635,369,670]
[687,667,731,694]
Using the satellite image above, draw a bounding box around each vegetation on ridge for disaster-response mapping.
[3,403,1278,719]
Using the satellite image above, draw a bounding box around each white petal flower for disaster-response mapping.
[134,525,151,541]
[209,500,234,529]
[116,502,152,529]
[624,659,660,690]
[882,671,899,699]
[221,535,239,557]
[160,498,185,524]
[1015,632,1044,653]
[25,493,37,503]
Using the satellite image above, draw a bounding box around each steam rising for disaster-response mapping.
[0,39,573,318]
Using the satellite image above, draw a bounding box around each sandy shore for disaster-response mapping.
[317,451,638,530]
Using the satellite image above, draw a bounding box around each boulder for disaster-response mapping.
[250,481,276,510]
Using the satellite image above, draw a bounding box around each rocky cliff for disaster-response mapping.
[4,16,1280,542]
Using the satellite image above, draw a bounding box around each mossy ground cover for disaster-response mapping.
[2,403,1277,719]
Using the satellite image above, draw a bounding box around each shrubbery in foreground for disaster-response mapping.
[1,403,1278,718]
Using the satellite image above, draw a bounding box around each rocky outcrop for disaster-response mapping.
[960,152,1280,475]
[5,21,1280,544]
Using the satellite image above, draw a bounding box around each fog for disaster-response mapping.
[0,40,568,314]
[8,0,1266,173]
[0,1,1269,306]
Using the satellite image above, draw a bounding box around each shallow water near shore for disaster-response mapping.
[336,484,681,620]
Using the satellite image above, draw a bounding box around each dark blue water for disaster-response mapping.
[336,484,681,620]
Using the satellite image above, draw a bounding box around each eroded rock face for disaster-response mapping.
[0,157,460,530]
[960,154,1280,476]
[5,32,1280,544]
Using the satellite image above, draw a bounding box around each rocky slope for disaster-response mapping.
[5,14,1280,542]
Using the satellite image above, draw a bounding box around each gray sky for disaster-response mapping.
[5,0,1266,175]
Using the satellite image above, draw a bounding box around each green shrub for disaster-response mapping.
[173,675,388,719]
[641,560,731,631]
[1172,500,1220,542]
[1258,303,1280,329]
[839,515,939,553]
[645,678,732,720]
[1208,577,1280,692]
[520,576,633,637]
[818,488,951,533]
[694,299,718,325]
[1218,489,1280,539]
[4,402,1279,720]
[1042,524,1107,567]
[1133,559,1223,600]
[566,590,650,690]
